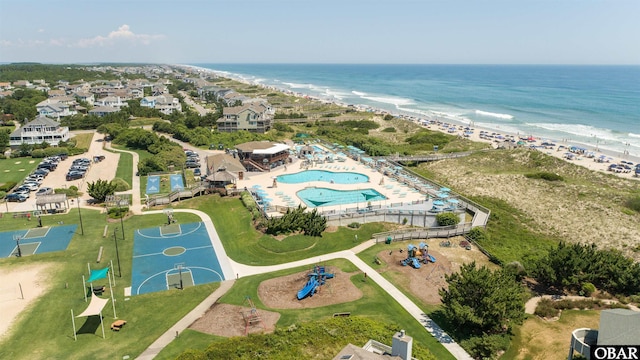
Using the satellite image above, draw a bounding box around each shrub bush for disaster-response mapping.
[382,127,396,133]
[525,172,564,181]
[107,206,129,219]
[347,222,361,229]
[624,196,640,213]
[534,298,560,318]
[0,181,17,192]
[111,178,131,192]
[436,212,460,226]
[582,282,596,296]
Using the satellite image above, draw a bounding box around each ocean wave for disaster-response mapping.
[282,82,315,89]
[527,123,628,143]
[361,95,414,107]
[629,133,640,139]
[352,91,367,96]
[474,110,514,120]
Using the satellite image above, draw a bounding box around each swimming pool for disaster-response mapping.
[297,187,386,207]
[277,170,369,184]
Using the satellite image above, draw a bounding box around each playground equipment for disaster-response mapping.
[241,296,265,335]
[297,265,335,300]
[401,243,435,269]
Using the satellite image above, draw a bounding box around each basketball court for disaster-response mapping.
[0,225,78,257]
[131,220,225,295]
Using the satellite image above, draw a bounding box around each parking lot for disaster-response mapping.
[4,131,121,213]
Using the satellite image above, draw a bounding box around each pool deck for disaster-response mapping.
[237,151,426,216]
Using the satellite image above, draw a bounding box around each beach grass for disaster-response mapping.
[176,195,387,265]
[0,209,214,360]
[503,310,600,360]
[129,117,165,127]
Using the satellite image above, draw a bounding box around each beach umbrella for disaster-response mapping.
[447,198,459,204]
[433,200,445,206]
[436,192,449,198]
[439,187,451,192]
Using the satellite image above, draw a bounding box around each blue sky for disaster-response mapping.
[1,0,638,64]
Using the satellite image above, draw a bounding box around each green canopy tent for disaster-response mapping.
[82,265,117,319]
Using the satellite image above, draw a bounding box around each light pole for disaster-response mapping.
[113,228,122,277]
[119,200,125,241]
[76,196,84,235]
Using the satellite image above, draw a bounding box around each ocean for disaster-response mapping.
[190,64,640,158]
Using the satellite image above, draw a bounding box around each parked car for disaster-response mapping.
[66,171,85,181]
[73,158,91,164]
[70,165,89,172]
[93,155,106,162]
[26,176,43,184]
[20,182,39,191]
[37,162,57,171]
[5,193,28,202]
[36,187,54,196]
[13,187,31,196]
[185,161,200,169]
[33,169,50,177]
[193,168,201,176]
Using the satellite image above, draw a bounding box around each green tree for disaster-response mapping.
[86,179,117,203]
[435,212,460,226]
[439,262,525,336]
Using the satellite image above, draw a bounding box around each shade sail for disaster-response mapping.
[77,293,109,317]
[86,267,109,283]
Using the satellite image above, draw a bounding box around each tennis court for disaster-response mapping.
[146,175,160,194]
[169,174,184,191]
[131,222,225,295]
[0,225,78,257]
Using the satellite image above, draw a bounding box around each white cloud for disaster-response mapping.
[73,25,165,48]
[0,40,12,47]
[38,29,45,33]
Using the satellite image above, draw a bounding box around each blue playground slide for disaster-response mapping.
[411,258,421,269]
[297,278,319,300]
[428,254,436,263]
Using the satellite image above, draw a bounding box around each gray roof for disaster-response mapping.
[598,309,640,345]
[206,153,246,174]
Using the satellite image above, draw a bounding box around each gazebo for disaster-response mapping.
[36,193,68,214]
[205,169,237,188]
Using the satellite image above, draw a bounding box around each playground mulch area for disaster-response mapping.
[377,235,499,305]
[257,267,363,309]
[189,303,281,337]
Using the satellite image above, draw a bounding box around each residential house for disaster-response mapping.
[140,95,181,114]
[9,116,70,148]
[48,89,67,97]
[73,91,95,106]
[94,96,126,108]
[217,104,272,133]
[333,330,416,360]
[128,87,144,98]
[0,82,12,90]
[12,80,32,87]
[36,99,77,120]
[568,309,640,360]
[89,106,121,117]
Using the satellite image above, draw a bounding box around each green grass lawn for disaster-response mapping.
[0,157,40,186]
[176,195,387,265]
[72,133,94,150]
[157,259,454,360]
[114,150,133,185]
[129,118,164,127]
[0,208,219,360]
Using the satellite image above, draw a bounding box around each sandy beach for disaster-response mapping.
[188,64,639,181]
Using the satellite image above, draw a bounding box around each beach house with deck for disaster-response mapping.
[9,116,70,148]
[217,104,272,133]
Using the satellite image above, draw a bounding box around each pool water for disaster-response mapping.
[297,187,386,207]
[277,170,369,184]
